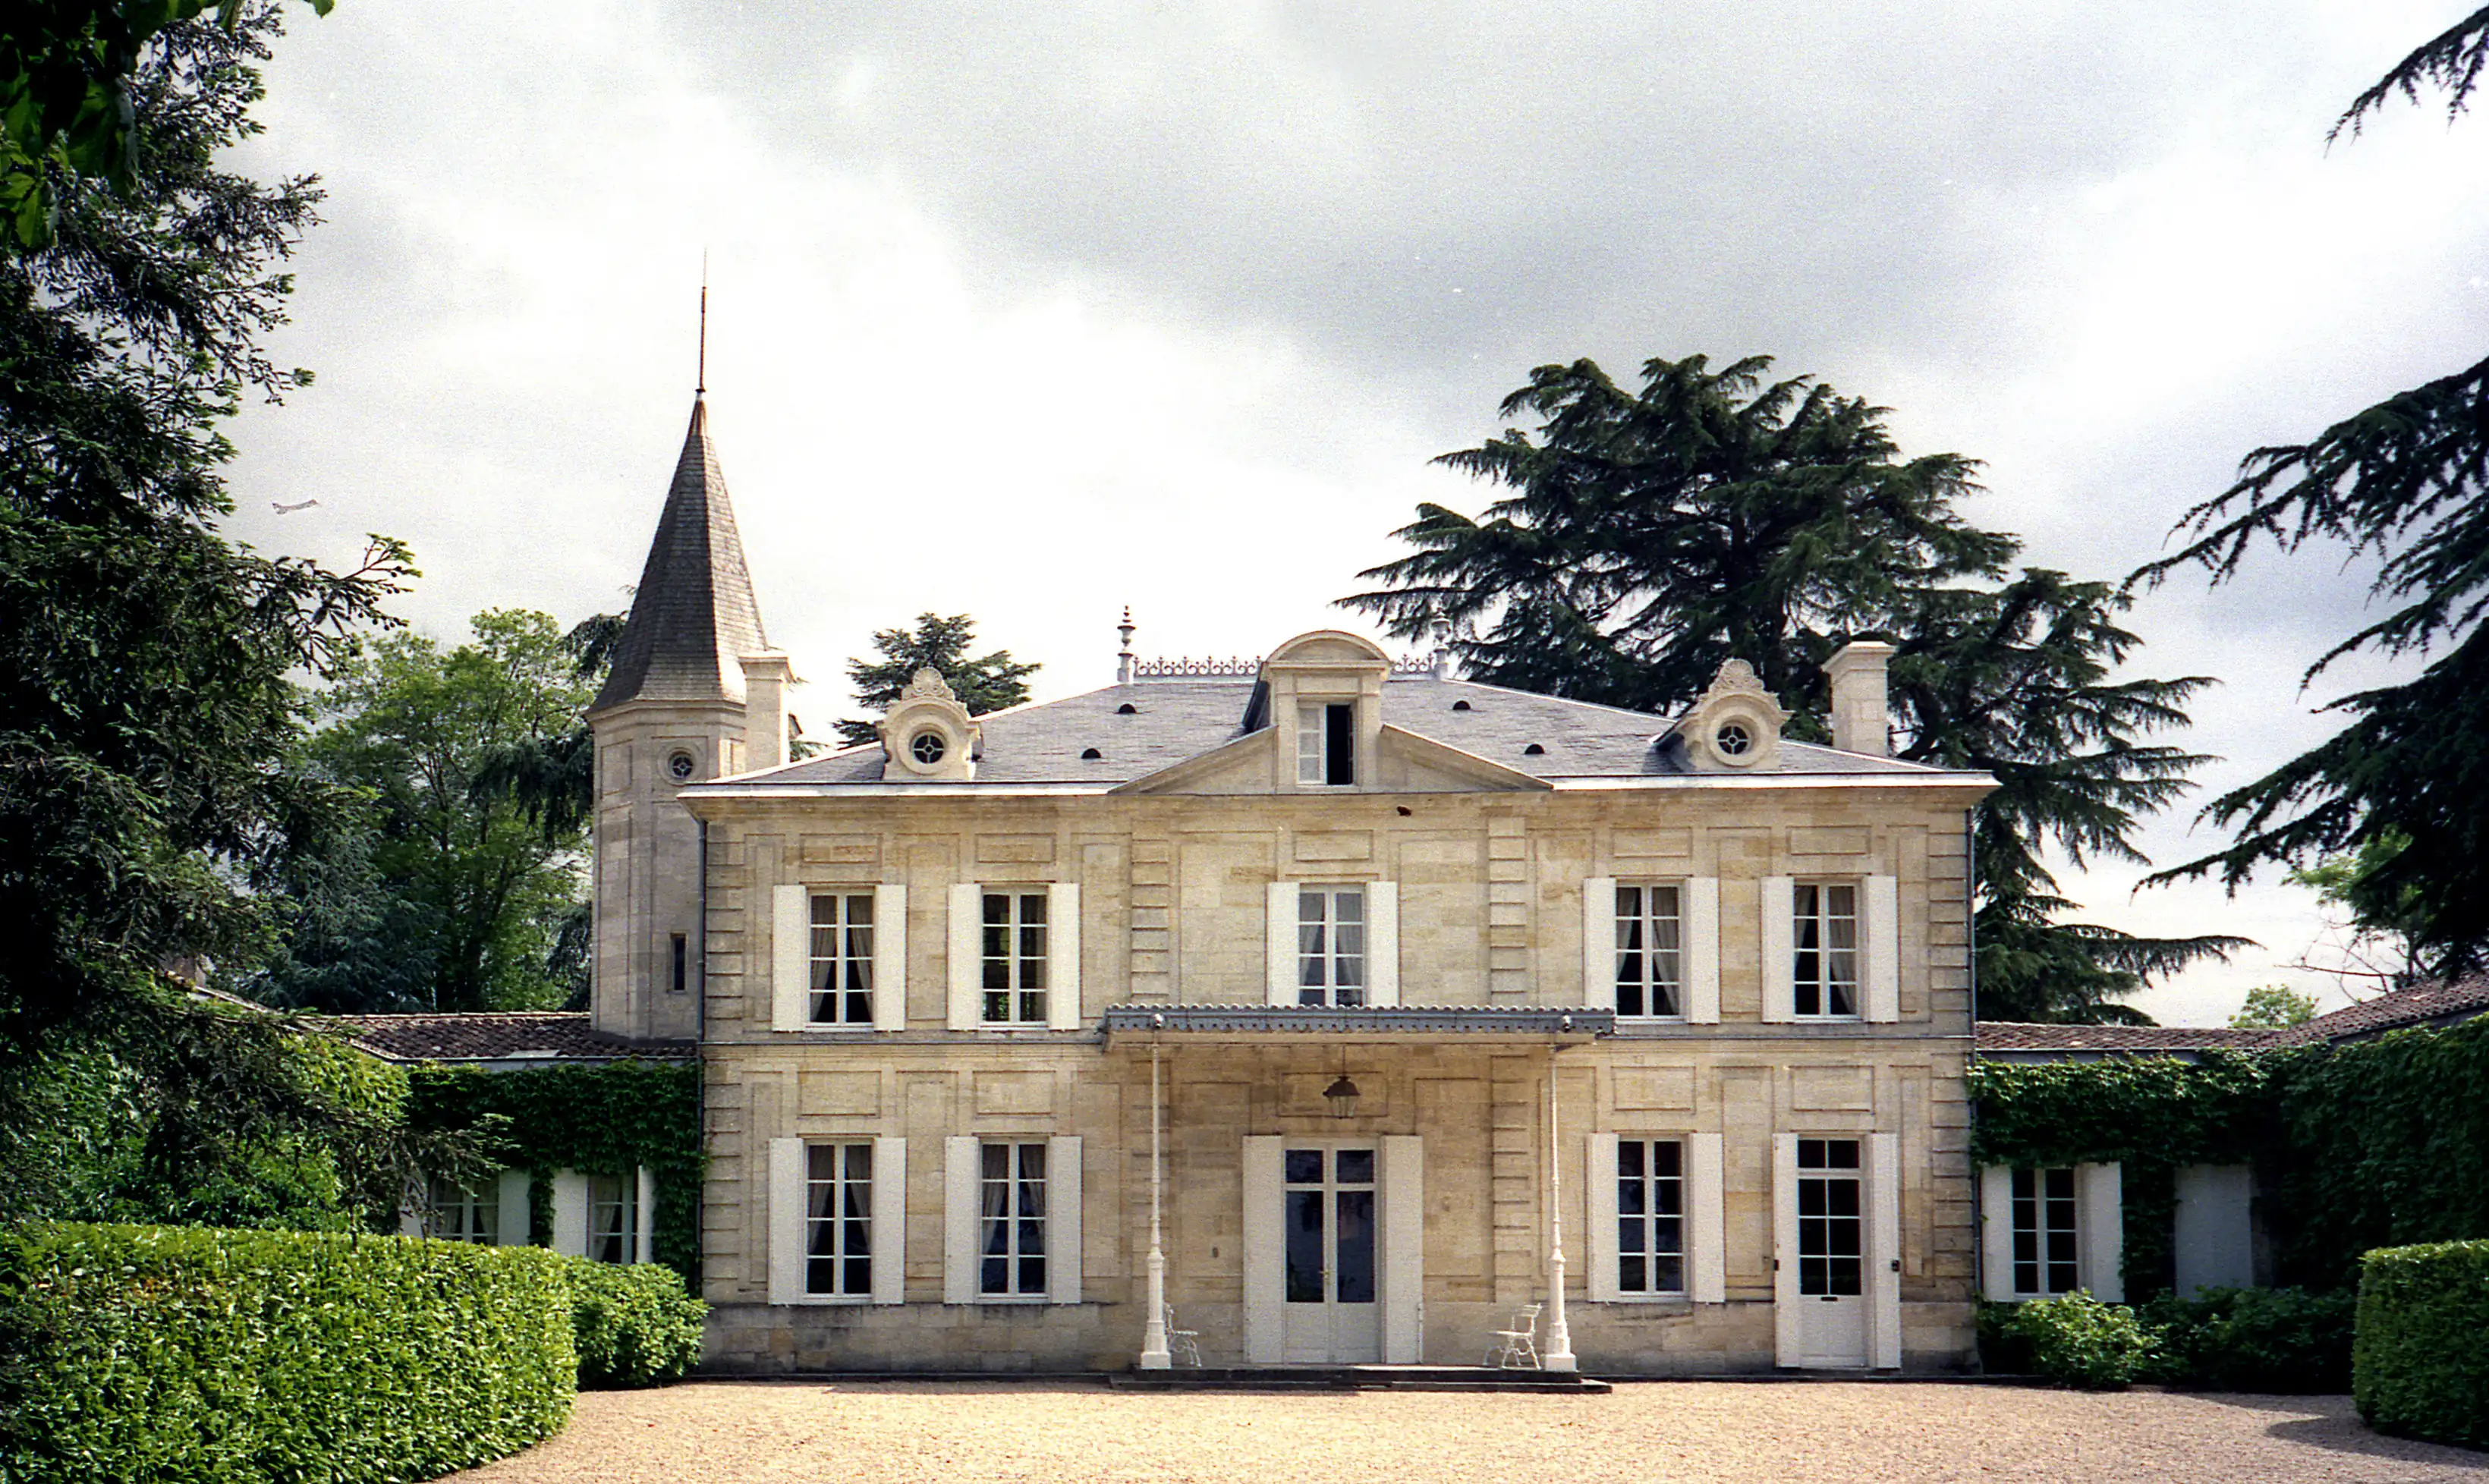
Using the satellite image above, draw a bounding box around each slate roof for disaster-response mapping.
[1974,975,2489,1056]
[591,398,768,712]
[320,1011,694,1064]
[746,674,1967,788]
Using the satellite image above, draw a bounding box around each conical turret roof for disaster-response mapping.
[590,397,768,712]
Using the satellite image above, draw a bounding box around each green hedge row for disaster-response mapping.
[1978,1286,2357,1392]
[0,1223,574,1484]
[566,1258,705,1390]
[2356,1240,2489,1449]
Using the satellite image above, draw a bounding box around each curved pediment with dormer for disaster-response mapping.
[1263,630,1392,670]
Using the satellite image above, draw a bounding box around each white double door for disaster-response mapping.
[1243,1135,1422,1366]
[1282,1144,1382,1363]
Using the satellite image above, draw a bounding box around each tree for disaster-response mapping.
[1,0,332,247]
[2138,8,2489,978]
[259,611,596,1014]
[2229,984,2319,1030]
[1347,354,2239,1023]
[2282,832,2423,995]
[834,612,1038,747]
[0,5,428,1222]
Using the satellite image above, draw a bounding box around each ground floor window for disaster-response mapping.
[2011,1167,2079,1296]
[428,1177,498,1243]
[590,1173,639,1264]
[1616,1138,1685,1295]
[980,1141,1047,1297]
[807,1143,874,1297]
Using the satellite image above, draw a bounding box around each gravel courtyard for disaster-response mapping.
[451,1379,2486,1483]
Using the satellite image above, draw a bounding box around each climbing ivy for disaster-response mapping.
[407,1061,703,1281]
[1973,1017,2489,1296]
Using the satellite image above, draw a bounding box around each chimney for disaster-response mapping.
[1823,641,1896,756]
[1429,612,1457,681]
[738,651,796,770]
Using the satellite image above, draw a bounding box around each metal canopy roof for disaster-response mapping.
[1102,1005,1614,1040]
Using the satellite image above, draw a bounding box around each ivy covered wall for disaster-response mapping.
[1971,1017,2489,1295]
[407,1061,703,1281]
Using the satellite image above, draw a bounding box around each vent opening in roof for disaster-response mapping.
[1452,700,1472,711]
[1115,703,1138,715]
[1522,743,1545,756]
[1081,747,1103,759]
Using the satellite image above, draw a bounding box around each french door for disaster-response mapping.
[1792,1137,1869,1366]
[1281,1144,1381,1363]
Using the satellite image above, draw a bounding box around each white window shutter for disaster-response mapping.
[1863,874,1900,1023]
[1367,882,1400,1007]
[552,1169,589,1259]
[772,883,808,1032]
[1047,1135,1084,1303]
[2077,1162,2124,1303]
[768,1138,804,1304]
[1685,878,1721,1024]
[1582,878,1616,1011]
[636,1166,658,1265]
[943,1136,980,1303]
[872,1137,908,1304]
[1688,1132,1726,1303]
[1265,882,1295,1005]
[1979,1166,2015,1300]
[1047,884,1082,1031]
[496,1170,532,1247]
[1771,1134,1800,1366]
[1586,1135,1620,1302]
[1760,876,1795,1023]
[946,885,980,1031]
[1378,1136,1424,1362]
[872,885,908,1033]
[1868,1133,1901,1369]
[1241,1136,1285,1363]
[398,1206,423,1237]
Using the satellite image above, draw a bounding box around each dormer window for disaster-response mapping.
[1297,703,1355,786]
[909,731,948,766]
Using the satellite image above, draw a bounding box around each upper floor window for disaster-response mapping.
[981,891,1049,1025]
[1793,882,1860,1018]
[428,1177,498,1243]
[2011,1167,2080,1297]
[1296,702,1355,785]
[589,1173,639,1264]
[979,1141,1049,1297]
[1613,884,1683,1018]
[1298,886,1366,1007]
[807,1143,874,1297]
[1616,1138,1685,1296]
[810,892,875,1026]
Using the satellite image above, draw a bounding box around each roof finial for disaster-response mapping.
[696,251,709,397]
[1116,606,1137,686]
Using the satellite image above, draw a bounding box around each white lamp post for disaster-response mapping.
[1140,1043,1171,1369]
[1543,1050,1578,1372]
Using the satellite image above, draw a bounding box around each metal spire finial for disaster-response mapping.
[696,252,709,396]
[1116,606,1137,686]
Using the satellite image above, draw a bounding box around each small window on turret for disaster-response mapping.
[1081,747,1103,760]
[1115,703,1138,715]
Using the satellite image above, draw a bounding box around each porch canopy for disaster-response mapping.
[1101,1005,1614,1043]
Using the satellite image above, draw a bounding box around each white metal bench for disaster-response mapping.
[1485,1303,1543,1369]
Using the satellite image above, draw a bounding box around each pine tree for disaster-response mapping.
[1348,355,2237,1022]
[834,613,1037,748]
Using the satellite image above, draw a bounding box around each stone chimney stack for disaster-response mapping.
[739,651,796,770]
[1823,641,1896,756]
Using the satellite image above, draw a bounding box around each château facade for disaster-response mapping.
[581,394,1998,1374]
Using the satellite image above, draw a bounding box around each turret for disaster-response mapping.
[587,396,769,1039]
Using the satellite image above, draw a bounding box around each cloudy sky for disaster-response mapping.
[220,1,2489,1025]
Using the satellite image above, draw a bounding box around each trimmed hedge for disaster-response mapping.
[2141,1286,2356,1393]
[2356,1240,2489,1449]
[0,1223,574,1484]
[563,1256,705,1389]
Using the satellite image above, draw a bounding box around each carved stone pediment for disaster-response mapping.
[876,668,980,781]
[1675,657,1791,771]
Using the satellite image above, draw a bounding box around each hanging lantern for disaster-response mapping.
[1323,1074,1361,1119]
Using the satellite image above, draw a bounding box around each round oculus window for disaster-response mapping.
[666,749,697,781]
[909,730,948,766]
[1715,722,1753,757]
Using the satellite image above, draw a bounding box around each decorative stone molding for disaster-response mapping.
[876,667,980,781]
[1675,658,1790,771]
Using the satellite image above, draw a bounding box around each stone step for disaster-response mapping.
[1110,1365,1611,1394]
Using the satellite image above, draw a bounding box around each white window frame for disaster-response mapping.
[769,1137,905,1306]
[1587,1132,1725,1303]
[809,891,877,1027]
[1296,701,1354,786]
[942,1134,1082,1305]
[1296,885,1367,1007]
[1792,881,1861,1020]
[804,1141,878,1299]
[773,882,907,1033]
[1611,883,1684,1020]
[588,1171,640,1265]
[426,1176,500,1243]
[1980,1162,2123,1303]
[979,889,1051,1027]
[1613,1136,1687,1296]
